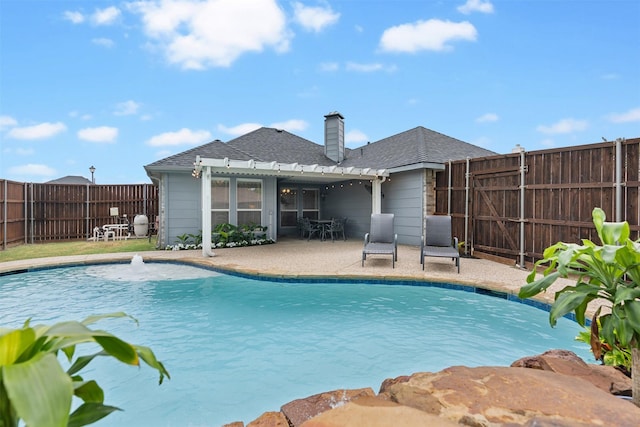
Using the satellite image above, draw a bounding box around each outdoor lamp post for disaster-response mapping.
[89,165,96,184]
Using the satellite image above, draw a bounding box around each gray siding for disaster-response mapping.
[382,170,424,246]
[165,172,202,246]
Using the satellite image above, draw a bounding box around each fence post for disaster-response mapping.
[615,138,624,222]
[29,183,34,244]
[2,180,6,250]
[464,157,470,256]
[447,160,452,215]
[23,183,27,244]
[518,146,527,268]
[86,184,91,240]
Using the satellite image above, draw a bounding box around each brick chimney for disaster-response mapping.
[324,111,344,163]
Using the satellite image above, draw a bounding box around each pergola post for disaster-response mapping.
[201,166,215,257]
[371,178,385,214]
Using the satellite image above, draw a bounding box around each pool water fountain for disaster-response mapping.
[131,253,144,266]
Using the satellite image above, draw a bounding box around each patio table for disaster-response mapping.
[310,219,331,241]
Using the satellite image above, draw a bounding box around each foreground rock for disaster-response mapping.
[380,365,637,426]
[225,350,638,427]
[511,348,632,396]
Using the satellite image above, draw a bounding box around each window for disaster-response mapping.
[279,187,297,227]
[211,179,229,226]
[302,188,319,220]
[237,179,262,225]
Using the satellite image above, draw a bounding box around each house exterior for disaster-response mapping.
[144,112,495,254]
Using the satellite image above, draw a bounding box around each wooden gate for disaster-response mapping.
[469,155,522,261]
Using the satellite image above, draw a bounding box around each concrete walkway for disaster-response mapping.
[0,238,576,310]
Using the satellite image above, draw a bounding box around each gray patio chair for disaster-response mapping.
[362,213,397,268]
[420,215,460,273]
[328,217,347,241]
[302,217,322,241]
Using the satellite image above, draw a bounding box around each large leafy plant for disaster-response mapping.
[519,207,640,406]
[0,313,169,427]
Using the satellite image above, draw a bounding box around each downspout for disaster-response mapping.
[518,146,527,268]
[464,157,470,256]
[201,166,216,257]
[615,138,624,222]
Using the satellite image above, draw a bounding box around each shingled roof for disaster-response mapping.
[341,126,495,169]
[145,125,495,173]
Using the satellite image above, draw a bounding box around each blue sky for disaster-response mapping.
[1,0,639,184]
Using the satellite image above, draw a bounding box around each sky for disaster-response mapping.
[1,0,639,184]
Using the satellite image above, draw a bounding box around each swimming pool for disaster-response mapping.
[0,260,592,426]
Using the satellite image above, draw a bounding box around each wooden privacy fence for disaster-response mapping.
[435,137,640,267]
[0,181,158,249]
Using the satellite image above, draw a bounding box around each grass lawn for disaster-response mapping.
[0,239,158,263]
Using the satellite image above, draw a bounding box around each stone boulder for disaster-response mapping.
[280,387,376,426]
[511,349,632,396]
[380,365,640,426]
[246,411,289,426]
[299,396,460,427]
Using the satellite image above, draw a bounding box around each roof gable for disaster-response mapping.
[342,127,496,169]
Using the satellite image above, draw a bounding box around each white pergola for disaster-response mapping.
[193,155,389,257]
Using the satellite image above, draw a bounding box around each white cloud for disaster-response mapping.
[270,119,308,132]
[345,62,396,73]
[319,62,339,72]
[345,129,368,147]
[7,122,67,140]
[536,118,588,134]
[63,11,85,24]
[92,6,121,25]
[457,0,494,15]
[292,1,340,33]
[92,38,115,48]
[0,115,17,130]
[8,164,57,177]
[379,19,477,53]
[15,147,35,155]
[601,73,620,80]
[77,126,119,142]
[476,113,499,123]
[69,111,93,120]
[217,122,262,136]
[129,0,291,70]
[607,107,640,123]
[114,100,141,116]
[147,128,212,146]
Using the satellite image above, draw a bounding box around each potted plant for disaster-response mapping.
[519,207,640,406]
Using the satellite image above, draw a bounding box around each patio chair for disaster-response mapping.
[301,217,322,241]
[420,215,460,273]
[362,213,397,268]
[328,217,347,241]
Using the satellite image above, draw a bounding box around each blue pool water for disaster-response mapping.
[0,261,593,426]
